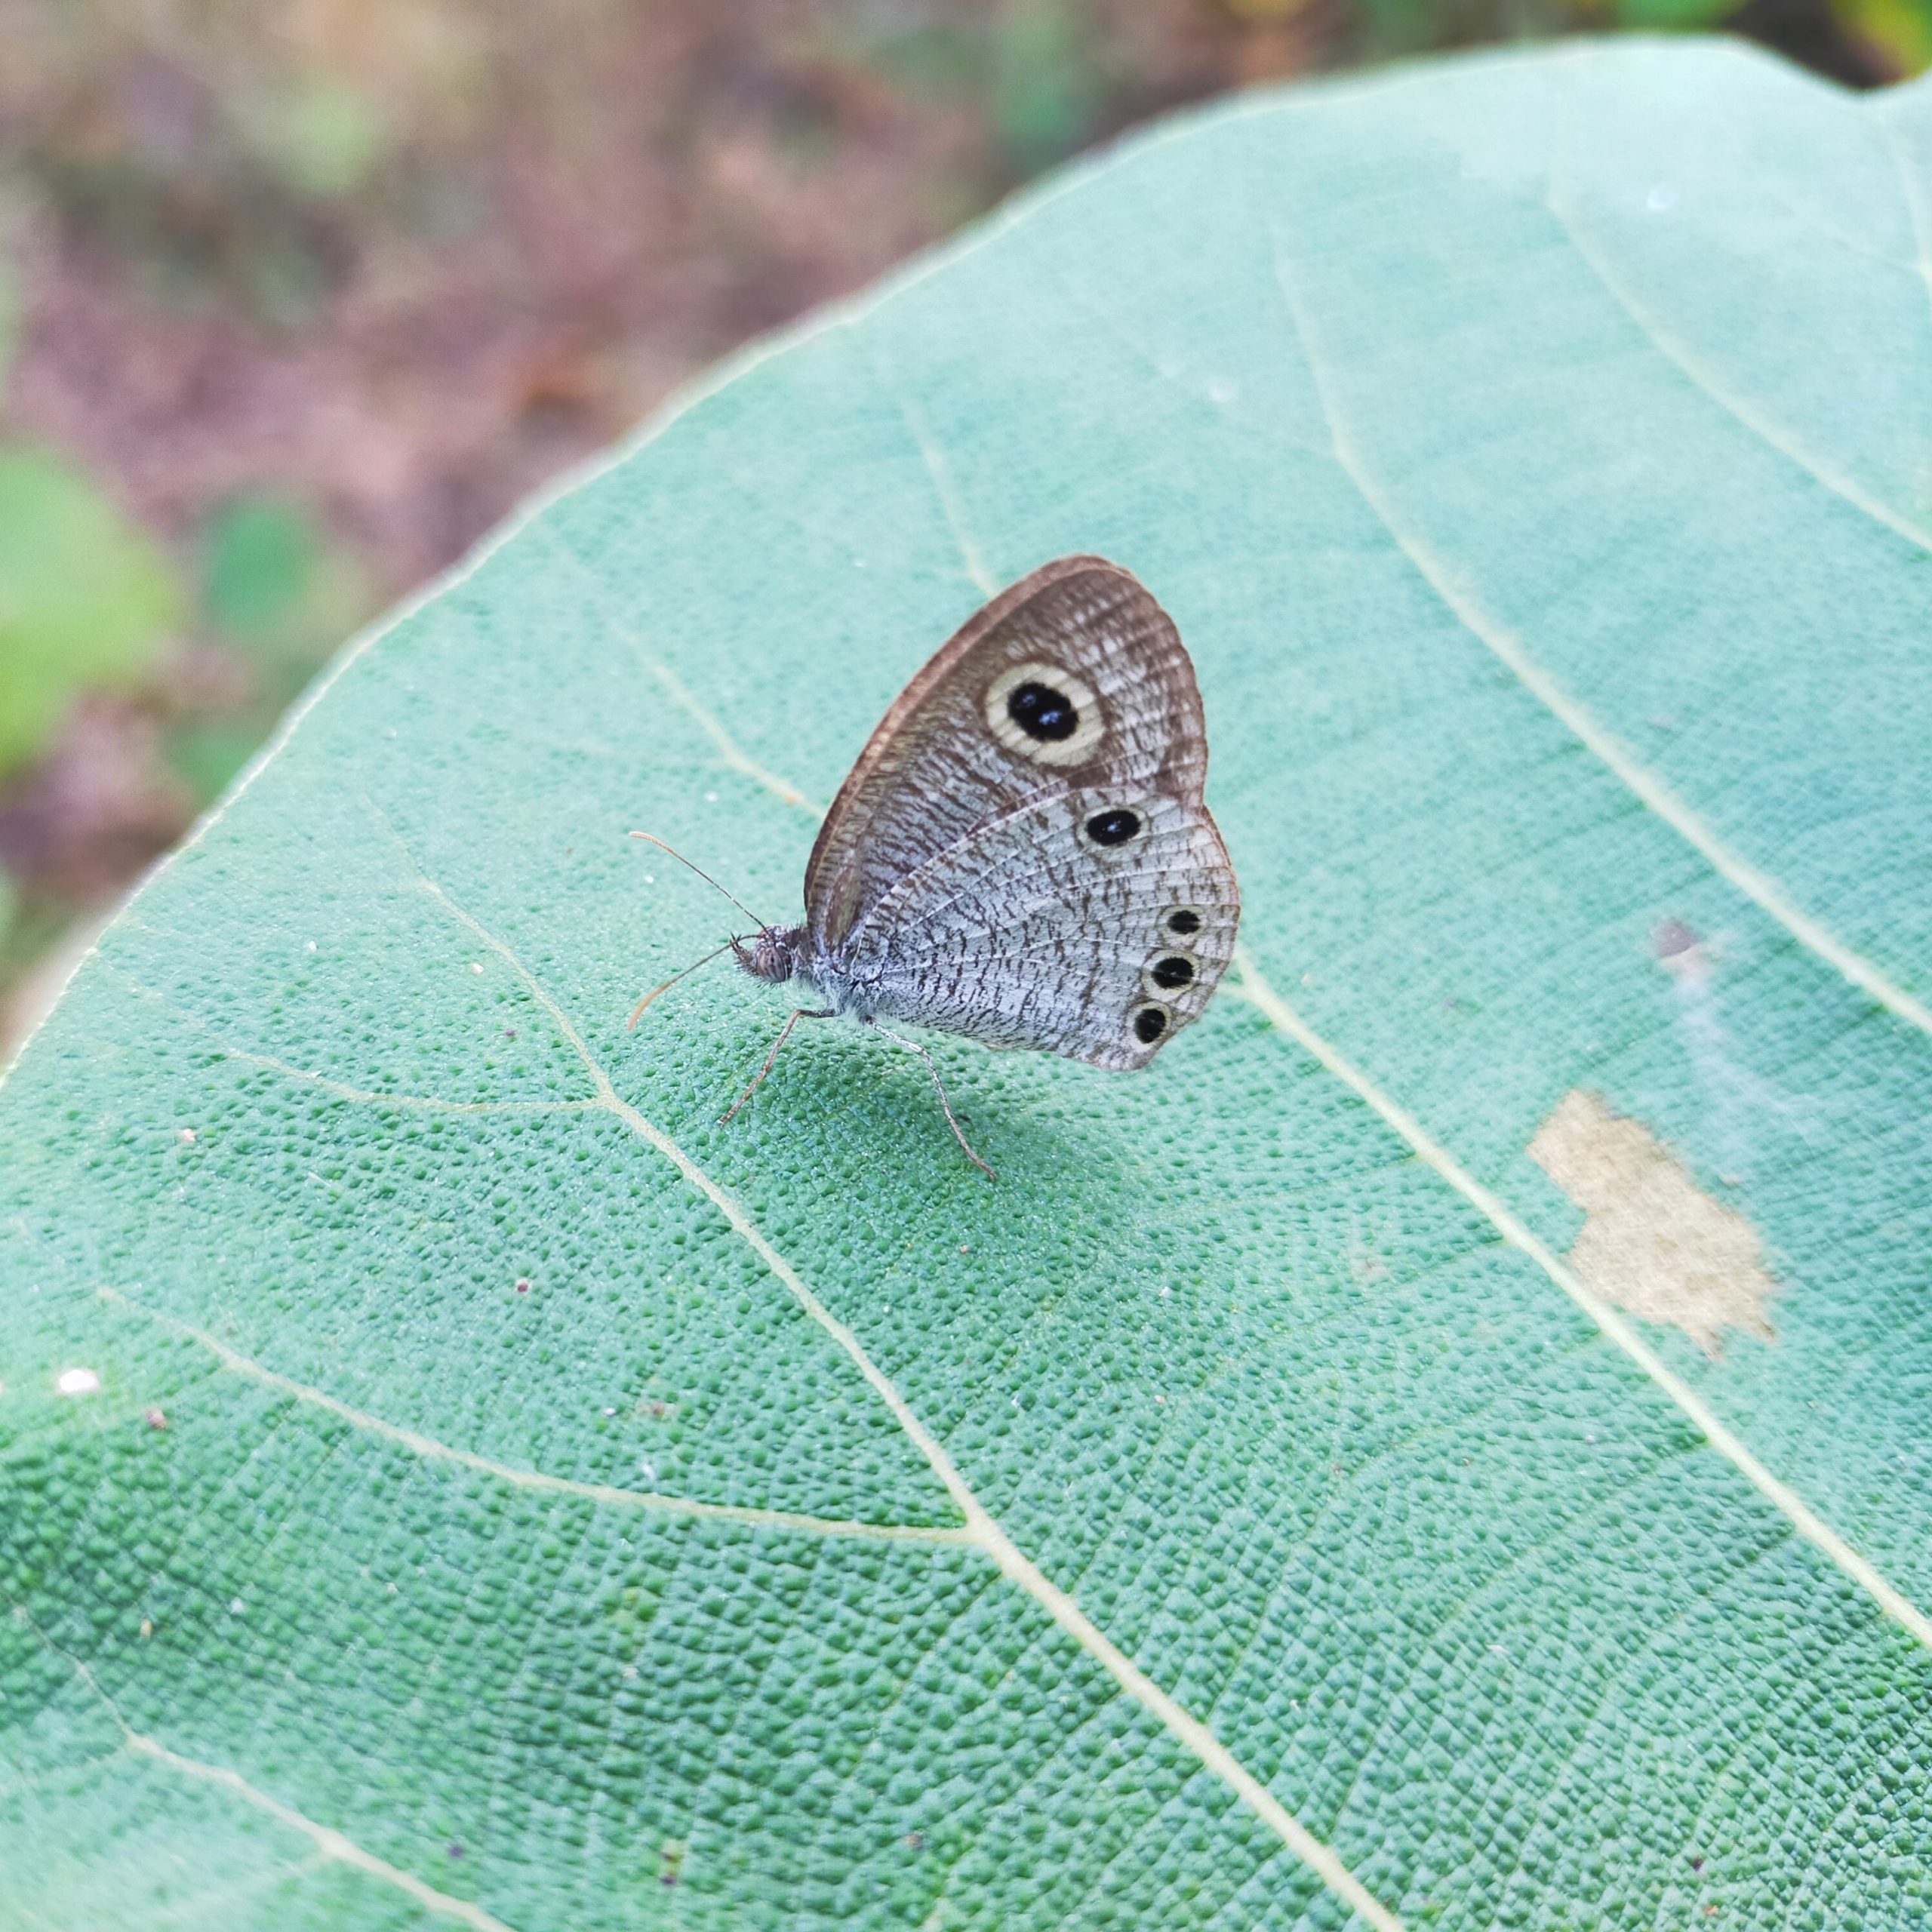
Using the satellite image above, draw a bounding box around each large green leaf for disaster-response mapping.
[5,38,1931,1931]
[0,448,182,780]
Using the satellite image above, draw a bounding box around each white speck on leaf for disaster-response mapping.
[229,1599,245,1614]
[55,1367,101,1397]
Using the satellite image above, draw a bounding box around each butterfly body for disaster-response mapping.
[724,556,1239,1081]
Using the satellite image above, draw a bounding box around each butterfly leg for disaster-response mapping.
[866,1021,997,1182]
[721,1008,835,1124]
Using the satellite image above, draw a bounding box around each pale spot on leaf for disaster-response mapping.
[1530,1089,1775,1357]
[55,1367,101,1396]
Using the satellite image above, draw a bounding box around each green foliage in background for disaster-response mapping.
[0,447,181,781]
[164,494,371,803]
[1836,0,1932,68]
[5,38,1932,1932]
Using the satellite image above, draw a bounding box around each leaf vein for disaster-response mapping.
[95,1287,966,1546]
[1539,151,1932,552]
[1269,223,1932,1044]
[1232,944,1932,1656]
[383,826,1406,1932]
[543,531,824,815]
[21,1623,523,1932]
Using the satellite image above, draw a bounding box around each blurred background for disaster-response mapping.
[0,0,1923,1051]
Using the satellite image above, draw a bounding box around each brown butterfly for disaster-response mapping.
[634,555,1240,1177]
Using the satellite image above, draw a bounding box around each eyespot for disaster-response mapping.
[1131,1002,1171,1046]
[984,660,1105,767]
[1084,808,1142,848]
[1006,681,1077,741]
[1144,952,1196,994]
[1164,908,1203,937]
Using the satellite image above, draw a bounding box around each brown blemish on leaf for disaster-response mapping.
[1529,1089,1776,1357]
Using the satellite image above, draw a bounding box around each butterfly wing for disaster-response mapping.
[805,556,1239,1070]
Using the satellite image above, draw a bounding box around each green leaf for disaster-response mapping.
[1614,0,1735,30]
[169,496,376,804]
[6,38,1932,1930]
[990,2,1102,174]
[1832,0,1932,76]
[244,74,392,203]
[0,446,182,780]
[195,492,371,684]
[200,497,325,645]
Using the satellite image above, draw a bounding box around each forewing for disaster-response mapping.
[804,557,1207,955]
[840,785,1238,1070]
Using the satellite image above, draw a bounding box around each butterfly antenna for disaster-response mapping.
[629,831,771,930]
[626,939,737,1032]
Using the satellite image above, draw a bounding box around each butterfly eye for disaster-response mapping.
[1145,952,1196,994]
[1164,908,1203,937]
[1130,1002,1171,1045]
[1084,808,1142,847]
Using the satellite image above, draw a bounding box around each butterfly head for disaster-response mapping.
[732,923,808,986]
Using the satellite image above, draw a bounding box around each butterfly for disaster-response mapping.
[633,555,1240,1177]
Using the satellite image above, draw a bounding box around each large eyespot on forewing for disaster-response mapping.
[984,660,1105,768]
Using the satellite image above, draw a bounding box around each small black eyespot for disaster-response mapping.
[1085,808,1142,847]
[1150,954,1195,989]
[1007,681,1078,743]
[1166,909,1201,937]
[1134,1005,1169,1044]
